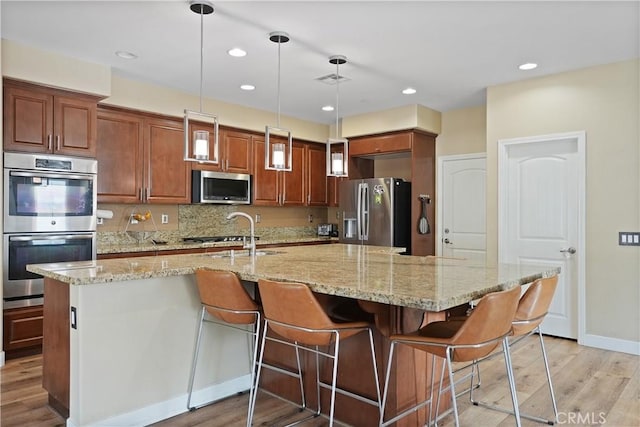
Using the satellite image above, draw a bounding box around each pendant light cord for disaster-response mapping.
[335,61,340,138]
[276,40,282,128]
[198,4,204,113]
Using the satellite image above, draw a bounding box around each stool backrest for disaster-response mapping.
[512,275,558,336]
[450,285,521,361]
[195,269,259,324]
[258,279,336,346]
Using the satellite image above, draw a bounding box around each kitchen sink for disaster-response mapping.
[204,249,282,258]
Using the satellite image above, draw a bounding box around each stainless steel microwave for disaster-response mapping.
[191,170,252,204]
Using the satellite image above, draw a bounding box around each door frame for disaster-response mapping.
[497,130,586,344]
[436,152,487,257]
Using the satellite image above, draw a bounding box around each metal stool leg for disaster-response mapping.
[187,306,206,411]
[538,328,559,424]
[503,338,522,427]
[245,319,261,427]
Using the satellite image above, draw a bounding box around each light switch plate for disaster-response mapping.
[619,232,640,246]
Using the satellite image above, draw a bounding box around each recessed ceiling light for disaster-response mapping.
[228,48,247,57]
[322,105,335,112]
[402,87,417,95]
[519,62,538,71]
[115,50,138,60]
[240,84,255,91]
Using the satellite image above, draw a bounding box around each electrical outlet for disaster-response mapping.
[308,214,313,223]
[255,214,261,223]
[619,231,640,246]
[161,214,169,224]
[97,217,104,225]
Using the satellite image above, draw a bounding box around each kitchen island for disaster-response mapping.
[28,244,559,427]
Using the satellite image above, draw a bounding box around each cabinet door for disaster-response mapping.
[96,109,144,203]
[281,142,306,206]
[53,95,97,157]
[328,176,344,207]
[306,143,328,206]
[3,85,54,153]
[144,118,191,204]
[224,130,253,174]
[252,137,279,206]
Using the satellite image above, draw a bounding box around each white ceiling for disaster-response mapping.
[1,1,638,125]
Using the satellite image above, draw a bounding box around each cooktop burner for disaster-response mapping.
[182,235,259,244]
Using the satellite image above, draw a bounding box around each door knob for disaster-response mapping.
[443,238,451,244]
[560,247,576,254]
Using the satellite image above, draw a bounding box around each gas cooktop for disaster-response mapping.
[182,235,259,244]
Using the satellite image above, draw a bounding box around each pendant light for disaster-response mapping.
[184,0,219,164]
[265,31,293,172]
[326,55,348,177]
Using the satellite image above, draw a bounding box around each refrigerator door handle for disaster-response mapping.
[357,183,364,240]
[362,183,369,241]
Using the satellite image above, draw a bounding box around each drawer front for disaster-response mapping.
[3,306,44,350]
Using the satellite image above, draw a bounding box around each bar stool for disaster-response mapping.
[252,278,382,427]
[187,269,261,426]
[470,275,559,424]
[380,285,522,427]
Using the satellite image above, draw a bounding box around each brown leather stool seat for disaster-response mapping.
[187,269,261,427]
[251,279,382,427]
[470,276,559,425]
[380,285,523,427]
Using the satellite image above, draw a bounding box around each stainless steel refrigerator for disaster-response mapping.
[339,177,411,252]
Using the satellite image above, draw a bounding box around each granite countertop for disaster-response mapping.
[29,244,560,312]
[98,236,337,254]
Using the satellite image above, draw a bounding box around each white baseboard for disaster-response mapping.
[66,374,252,427]
[581,334,640,356]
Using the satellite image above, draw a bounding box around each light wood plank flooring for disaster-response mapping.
[1,336,638,426]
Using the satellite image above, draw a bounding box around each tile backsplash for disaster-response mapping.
[97,204,326,246]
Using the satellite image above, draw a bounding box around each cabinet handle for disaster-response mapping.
[56,135,61,151]
[307,194,311,204]
[139,188,143,201]
[225,159,229,171]
[47,135,52,151]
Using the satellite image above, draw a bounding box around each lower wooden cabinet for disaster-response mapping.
[3,305,44,359]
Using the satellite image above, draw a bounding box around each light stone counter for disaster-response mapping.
[29,243,559,311]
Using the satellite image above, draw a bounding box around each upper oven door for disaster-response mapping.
[4,168,97,232]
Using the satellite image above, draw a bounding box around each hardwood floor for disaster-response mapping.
[1,335,638,426]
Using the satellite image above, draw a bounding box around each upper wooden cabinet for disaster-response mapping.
[3,79,99,158]
[348,132,412,157]
[252,137,305,206]
[306,143,328,206]
[188,125,253,174]
[96,106,191,204]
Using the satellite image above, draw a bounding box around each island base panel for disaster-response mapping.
[43,278,70,417]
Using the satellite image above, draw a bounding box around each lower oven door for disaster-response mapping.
[3,232,96,308]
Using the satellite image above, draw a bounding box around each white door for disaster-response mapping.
[438,154,486,263]
[499,132,585,339]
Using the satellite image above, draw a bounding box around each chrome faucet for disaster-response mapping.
[226,212,256,256]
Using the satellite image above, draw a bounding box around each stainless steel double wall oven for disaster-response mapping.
[3,152,97,308]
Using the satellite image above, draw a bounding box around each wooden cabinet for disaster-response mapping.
[253,137,306,206]
[328,176,345,207]
[189,125,253,174]
[3,305,44,359]
[96,108,144,203]
[145,117,191,204]
[96,106,191,204]
[3,79,99,157]
[306,143,328,206]
[348,132,412,157]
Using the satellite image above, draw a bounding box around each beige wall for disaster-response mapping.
[436,105,487,157]
[486,59,640,342]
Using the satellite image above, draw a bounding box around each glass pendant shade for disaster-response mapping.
[183,110,219,164]
[265,126,293,171]
[326,138,349,177]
